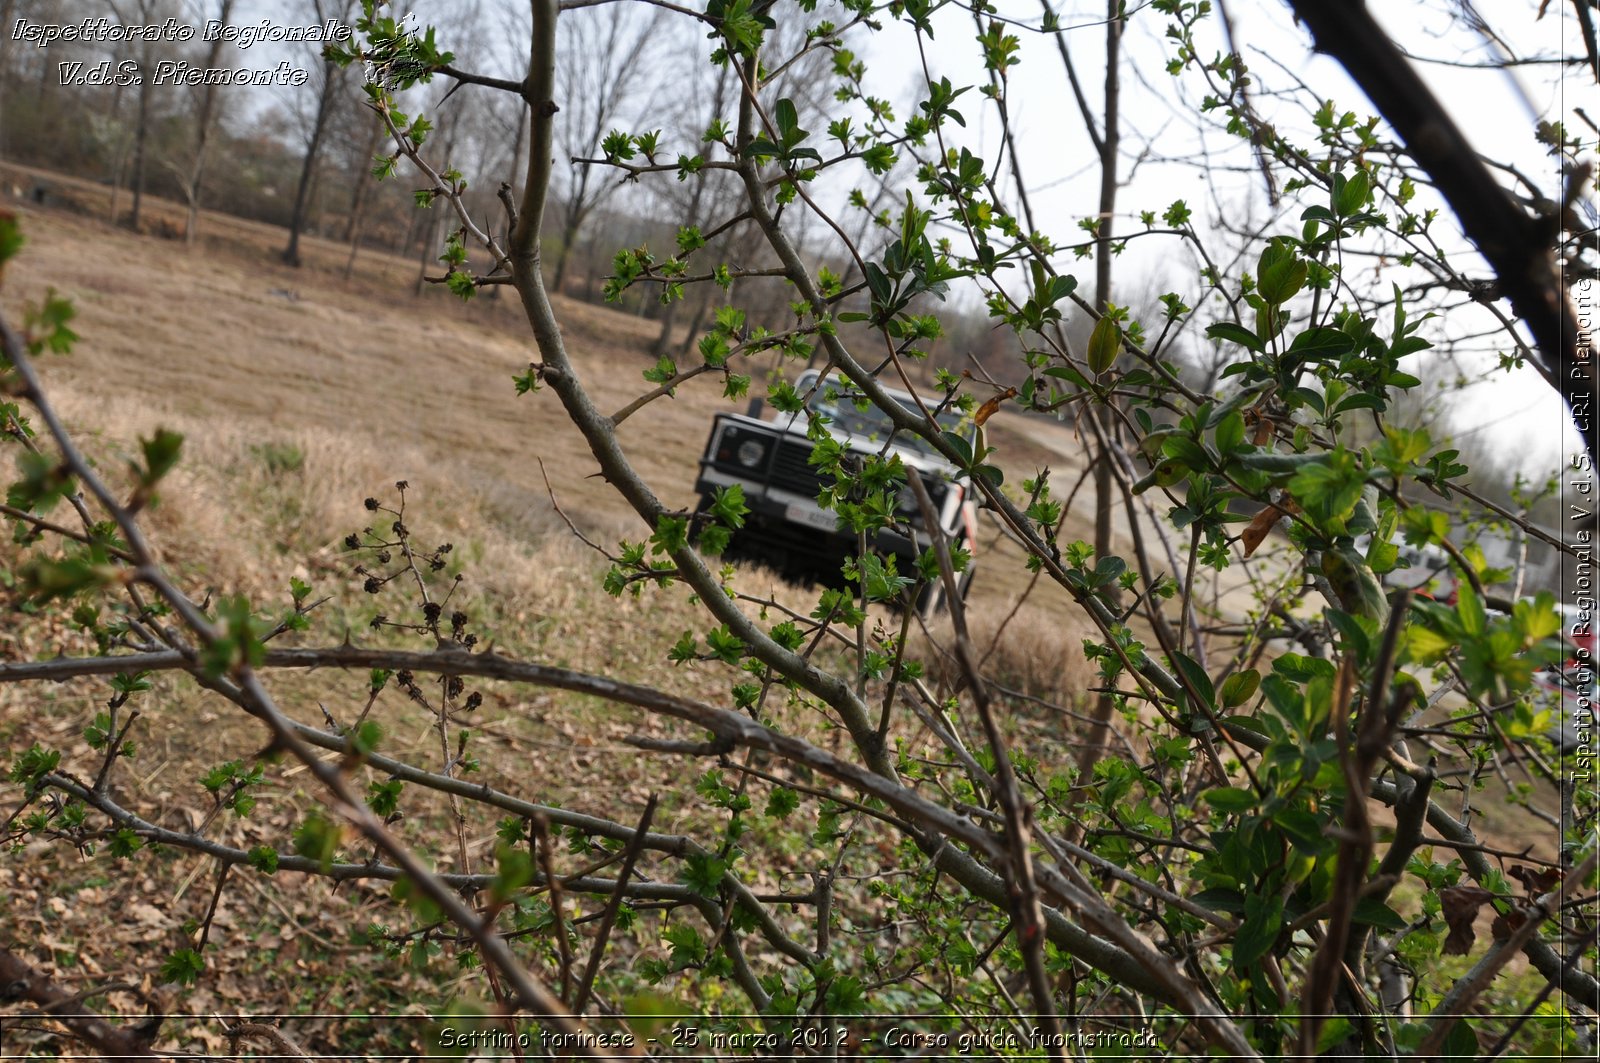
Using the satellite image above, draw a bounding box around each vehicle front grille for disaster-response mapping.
[770,439,829,498]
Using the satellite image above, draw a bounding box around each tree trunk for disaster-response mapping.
[342,118,385,278]
[0,0,15,158]
[185,0,233,244]
[509,102,529,200]
[1074,0,1124,785]
[283,63,342,266]
[399,204,421,258]
[412,116,456,295]
[550,198,584,294]
[344,117,384,242]
[675,278,715,358]
[414,209,441,296]
[128,54,151,230]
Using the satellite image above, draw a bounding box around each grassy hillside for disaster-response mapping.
[0,180,1121,1055]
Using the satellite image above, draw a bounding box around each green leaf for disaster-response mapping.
[765,787,800,818]
[348,720,384,756]
[651,514,688,555]
[108,827,144,858]
[1405,624,1454,663]
[25,290,78,355]
[1288,452,1365,527]
[1205,321,1263,352]
[683,852,728,898]
[9,744,60,790]
[1317,1018,1355,1055]
[774,97,799,139]
[704,625,744,663]
[1273,809,1329,854]
[940,431,973,467]
[1336,168,1371,216]
[1287,326,1355,361]
[1219,669,1260,708]
[201,595,265,678]
[973,463,1004,488]
[0,213,22,265]
[367,778,404,817]
[1171,649,1215,709]
[1321,546,1389,623]
[1191,887,1247,914]
[1257,239,1308,305]
[1087,315,1120,375]
[858,552,912,603]
[1234,890,1283,968]
[1442,1018,1478,1059]
[1352,897,1408,931]
[491,844,536,902]
[17,554,117,604]
[1214,410,1245,455]
[1455,580,1486,638]
[160,948,206,986]
[710,483,748,529]
[1513,593,1562,643]
[643,354,677,385]
[1203,787,1256,813]
[292,811,341,874]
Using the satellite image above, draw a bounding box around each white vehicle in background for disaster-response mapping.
[693,369,978,614]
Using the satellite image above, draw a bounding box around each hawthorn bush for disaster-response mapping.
[1,0,1595,1059]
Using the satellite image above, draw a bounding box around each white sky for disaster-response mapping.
[856,0,1594,479]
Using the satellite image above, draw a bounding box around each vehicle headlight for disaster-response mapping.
[736,439,767,467]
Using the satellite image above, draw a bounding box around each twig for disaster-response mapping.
[571,795,657,1015]
[0,946,159,1058]
[225,1022,318,1061]
[531,813,575,1005]
[907,468,1064,1057]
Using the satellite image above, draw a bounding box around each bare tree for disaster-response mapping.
[0,0,18,157]
[283,0,357,266]
[549,4,660,292]
[167,0,234,243]
[103,0,159,230]
[340,113,385,277]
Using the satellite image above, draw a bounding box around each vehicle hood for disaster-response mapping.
[725,412,963,477]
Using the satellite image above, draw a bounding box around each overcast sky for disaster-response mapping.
[856,0,1592,477]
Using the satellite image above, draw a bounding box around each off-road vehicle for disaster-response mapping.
[694,369,977,614]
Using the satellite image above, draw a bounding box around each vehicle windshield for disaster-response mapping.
[801,375,966,458]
